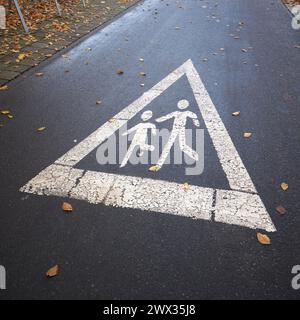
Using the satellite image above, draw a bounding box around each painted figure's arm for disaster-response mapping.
[156,112,176,123]
[188,111,200,127]
[122,124,139,136]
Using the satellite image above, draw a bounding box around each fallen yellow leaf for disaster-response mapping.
[1,110,10,115]
[182,182,189,191]
[35,72,44,77]
[18,53,26,61]
[281,182,289,191]
[232,111,240,116]
[62,202,73,212]
[244,132,252,138]
[46,265,59,278]
[139,72,146,76]
[257,233,271,245]
[37,127,46,132]
[96,100,102,105]
[149,165,160,172]
[0,85,8,91]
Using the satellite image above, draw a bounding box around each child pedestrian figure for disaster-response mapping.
[120,110,157,168]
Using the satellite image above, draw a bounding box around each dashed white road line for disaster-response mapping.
[20,59,276,232]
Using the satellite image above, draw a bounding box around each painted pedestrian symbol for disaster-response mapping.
[156,99,200,168]
[120,110,157,168]
[20,59,276,232]
[120,99,200,169]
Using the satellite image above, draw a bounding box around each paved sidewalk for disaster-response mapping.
[0,0,140,86]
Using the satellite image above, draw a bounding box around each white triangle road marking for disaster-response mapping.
[20,59,276,232]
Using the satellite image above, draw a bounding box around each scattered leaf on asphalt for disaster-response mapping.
[0,85,8,91]
[1,110,10,115]
[244,132,252,138]
[139,72,146,76]
[109,118,116,123]
[139,58,144,62]
[117,69,124,75]
[257,233,271,245]
[46,265,59,278]
[241,48,248,53]
[96,100,102,105]
[276,205,286,215]
[7,115,13,119]
[232,111,240,116]
[62,202,73,212]
[35,72,44,77]
[281,182,289,191]
[149,165,160,172]
[37,127,46,132]
[182,182,189,191]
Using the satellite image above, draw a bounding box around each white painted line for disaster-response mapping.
[20,59,276,232]
[20,164,275,231]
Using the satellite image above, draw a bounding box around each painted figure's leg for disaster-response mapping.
[156,132,177,168]
[120,143,138,167]
[179,132,199,161]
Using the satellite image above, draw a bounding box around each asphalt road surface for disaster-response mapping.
[0,0,300,299]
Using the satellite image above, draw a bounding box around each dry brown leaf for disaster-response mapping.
[0,85,8,91]
[46,264,59,278]
[244,132,252,138]
[149,165,160,172]
[281,182,289,191]
[117,69,124,75]
[276,205,286,215]
[257,233,271,245]
[232,111,240,116]
[62,202,73,212]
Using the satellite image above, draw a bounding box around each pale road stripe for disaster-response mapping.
[20,59,276,232]
[185,60,256,194]
[20,164,276,232]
